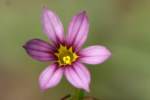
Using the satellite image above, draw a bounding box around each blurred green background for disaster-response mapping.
[0,0,150,100]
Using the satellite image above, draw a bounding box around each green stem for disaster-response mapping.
[71,89,85,100]
[77,89,85,100]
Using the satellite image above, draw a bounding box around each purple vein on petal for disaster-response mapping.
[39,64,63,91]
[41,8,64,44]
[66,11,89,50]
[79,45,111,64]
[23,39,55,61]
[65,63,90,92]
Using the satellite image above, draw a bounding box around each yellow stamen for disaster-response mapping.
[55,44,78,66]
[63,56,71,64]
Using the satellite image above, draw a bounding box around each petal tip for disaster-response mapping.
[39,77,47,91]
[100,47,112,62]
[84,86,90,92]
[42,7,48,14]
[42,5,48,9]
[38,65,63,92]
[105,47,112,58]
[42,6,53,16]
[39,85,47,92]
[22,43,29,51]
[79,11,88,19]
[22,40,31,49]
[79,45,111,64]
[22,44,26,49]
[39,81,50,92]
[80,10,87,15]
[42,7,55,16]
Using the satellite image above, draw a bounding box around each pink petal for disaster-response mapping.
[64,63,91,92]
[79,45,111,64]
[66,11,89,50]
[39,64,63,91]
[41,8,64,43]
[23,39,55,61]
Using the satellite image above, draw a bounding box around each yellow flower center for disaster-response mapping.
[55,45,78,66]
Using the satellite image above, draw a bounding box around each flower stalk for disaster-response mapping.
[70,89,85,100]
[76,89,85,100]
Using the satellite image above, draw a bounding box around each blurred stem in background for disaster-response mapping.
[61,89,100,100]
[70,89,85,100]
[61,89,85,100]
[74,89,85,100]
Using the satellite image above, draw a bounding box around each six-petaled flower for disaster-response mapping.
[23,7,111,92]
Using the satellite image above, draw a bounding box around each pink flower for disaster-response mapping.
[23,8,111,92]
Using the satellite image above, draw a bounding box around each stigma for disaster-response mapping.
[55,45,78,66]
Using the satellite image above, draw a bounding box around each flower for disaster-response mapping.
[23,7,111,92]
